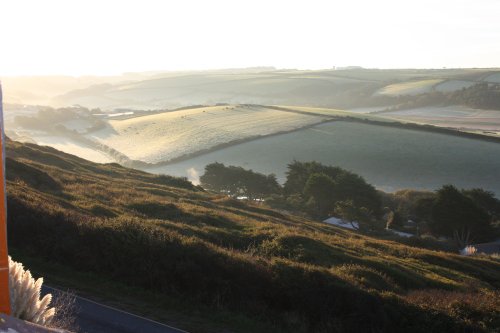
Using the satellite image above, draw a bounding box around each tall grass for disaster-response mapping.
[9,256,55,325]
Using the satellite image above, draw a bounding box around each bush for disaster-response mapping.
[9,256,55,326]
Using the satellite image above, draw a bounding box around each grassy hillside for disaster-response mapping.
[5,140,500,332]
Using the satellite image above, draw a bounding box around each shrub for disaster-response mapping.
[8,256,55,325]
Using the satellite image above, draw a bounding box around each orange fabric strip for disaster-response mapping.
[0,84,11,315]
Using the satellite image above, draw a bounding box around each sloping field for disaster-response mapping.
[375,79,443,96]
[86,105,328,163]
[379,106,500,133]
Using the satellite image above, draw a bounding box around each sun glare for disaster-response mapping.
[1,0,500,76]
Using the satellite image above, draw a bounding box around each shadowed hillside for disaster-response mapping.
[5,139,500,333]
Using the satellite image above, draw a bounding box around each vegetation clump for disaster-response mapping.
[8,256,55,326]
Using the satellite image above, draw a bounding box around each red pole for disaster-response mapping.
[0,83,11,315]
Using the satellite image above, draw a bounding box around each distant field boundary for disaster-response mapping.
[342,116,500,144]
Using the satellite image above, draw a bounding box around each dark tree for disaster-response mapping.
[200,163,281,200]
[283,161,382,218]
[303,173,336,215]
[334,200,377,231]
[462,188,500,221]
[331,172,382,216]
[200,162,230,193]
[284,161,343,195]
[430,185,493,247]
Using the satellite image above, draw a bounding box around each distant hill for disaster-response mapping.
[14,68,488,110]
[1,74,149,105]
[5,139,500,332]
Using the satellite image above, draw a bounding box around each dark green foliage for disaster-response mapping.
[201,161,383,221]
[304,173,336,216]
[383,82,500,111]
[284,161,344,195]
[414,197,435,223]
[330,172,382,216]
[430,185,493,247]
[334,200,381,231]
[201,162,280,200]
[283,161,382,219]
[462,188,500,221]
[451,82,500,110]
[383,187,499,243]
[381,189,436,220]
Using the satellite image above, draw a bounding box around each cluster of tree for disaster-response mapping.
[201,161,383,230]
[382,82,500,111]
[201,161,500,245]
[283,161,381,219]
[385,186,500,247]
[451,83,500,110]
[200,162,280,200]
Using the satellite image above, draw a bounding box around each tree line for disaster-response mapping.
[380,82,500,111]
[200,161,500,247]
[200,162,280,200]
[383,186,500,248]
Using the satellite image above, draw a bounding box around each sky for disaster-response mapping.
[1,0,500,76]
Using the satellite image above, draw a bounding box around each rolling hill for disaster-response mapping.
[5,139,500,332]
[46,68,500,110]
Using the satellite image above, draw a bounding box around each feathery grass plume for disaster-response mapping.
[8,256,55,325]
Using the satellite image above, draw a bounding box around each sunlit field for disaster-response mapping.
[86,105,329,163]
[376,79,443,96]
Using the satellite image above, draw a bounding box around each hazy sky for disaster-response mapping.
[1,0,500,76]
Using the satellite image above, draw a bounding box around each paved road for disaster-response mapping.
[42,286,188,333]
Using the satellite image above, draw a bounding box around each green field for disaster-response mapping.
[148,121,500,195]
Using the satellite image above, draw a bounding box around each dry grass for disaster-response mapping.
[5,139,500,332]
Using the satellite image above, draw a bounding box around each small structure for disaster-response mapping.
[386,229,414,238]
[460,241,500,256]
[323,216,359,230]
